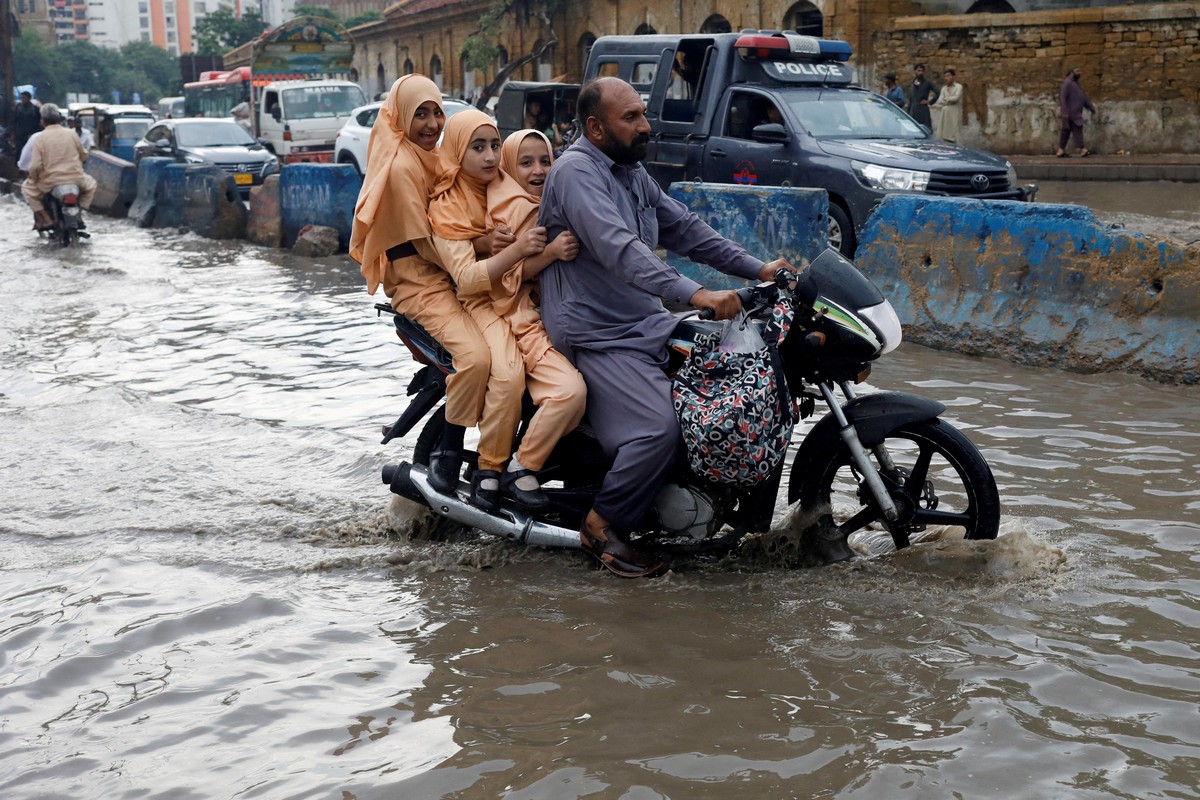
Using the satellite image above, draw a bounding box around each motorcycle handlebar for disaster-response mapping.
[696,284,775,321]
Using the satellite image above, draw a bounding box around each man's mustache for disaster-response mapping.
[632,133,650,146]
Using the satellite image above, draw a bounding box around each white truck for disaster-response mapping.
[254,78,366,163]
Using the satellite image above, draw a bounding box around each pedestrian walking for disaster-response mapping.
[1055,65,1097,157]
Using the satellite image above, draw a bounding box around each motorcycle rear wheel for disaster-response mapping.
[788,418,1000,547]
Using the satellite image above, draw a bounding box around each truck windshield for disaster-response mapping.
[282,85,367,120]
[784,91,927,140]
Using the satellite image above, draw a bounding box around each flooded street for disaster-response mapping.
[1033,180,1200,245]
[1,194,1198,799]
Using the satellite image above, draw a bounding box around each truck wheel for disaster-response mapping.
[827,203,856,258]
[337,151,362,175]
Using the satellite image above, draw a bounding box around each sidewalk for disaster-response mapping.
[1005,152,1200,182]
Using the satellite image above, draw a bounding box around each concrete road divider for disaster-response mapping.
[84,150,138,218]
[667,183,828,289]
[855,195,1200,385]
[152,163,247,239]
[279,164,359,251]
[247,175,283,248]
[127,157,173,227]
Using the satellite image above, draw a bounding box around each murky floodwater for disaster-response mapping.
[1033,180,1200,246]
[1,196,1197,799]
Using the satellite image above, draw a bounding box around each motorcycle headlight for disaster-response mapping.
[852,160,930,192]
[859,300,903,355]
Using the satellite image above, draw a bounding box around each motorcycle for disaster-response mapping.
[39,183,89,247]
[376,248,1000,570]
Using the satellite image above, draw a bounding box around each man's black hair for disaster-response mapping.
[576,78,606,128]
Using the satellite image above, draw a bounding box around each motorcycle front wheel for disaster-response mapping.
[788,418,1000,547]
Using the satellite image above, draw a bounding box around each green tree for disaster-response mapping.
[13,30,68,102]
[120,41,182,97]
[193,8,268,56]
[58,40,116,100]
[460,0,564,109]
[344,10,384,28]
[293,6,339,21]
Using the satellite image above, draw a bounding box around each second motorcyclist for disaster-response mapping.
[22,104,97,231]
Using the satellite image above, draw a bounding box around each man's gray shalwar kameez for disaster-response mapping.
[537,137,763,531]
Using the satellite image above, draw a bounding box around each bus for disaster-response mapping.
[183,67,252,119]
[157,96,186,119]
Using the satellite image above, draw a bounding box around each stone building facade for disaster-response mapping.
[349,0,1199,154]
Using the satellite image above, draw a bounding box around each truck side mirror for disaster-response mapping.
[271,106,282,122]
[751,123,789,145]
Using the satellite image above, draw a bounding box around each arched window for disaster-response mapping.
[460,54,475,100]
[430,55,443,90]
[700,14,731,34]
[376,62,385,96]
[634,23,656,35]
[783,1,823,37]
[497,45,509,74]
[966,0,1014,11]
[533,38,554,81]
[403,58,413,76]
[578,32,596,76]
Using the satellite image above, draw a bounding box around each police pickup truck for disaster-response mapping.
[572,31,1035,256]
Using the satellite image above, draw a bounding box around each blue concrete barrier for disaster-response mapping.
[855,195,1200,385]
[127,157,173,227]
[84,150,138,218]
[667,183,828,290]
[153,163,247,239]
[279,164,360,251]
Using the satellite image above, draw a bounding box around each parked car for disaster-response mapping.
[334,96,474,175]
[133,118,280,197]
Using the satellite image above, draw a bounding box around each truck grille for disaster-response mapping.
[927,169,1011,197]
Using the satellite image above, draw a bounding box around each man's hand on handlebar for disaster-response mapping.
[690,288,742,320]
[758,257,793,283]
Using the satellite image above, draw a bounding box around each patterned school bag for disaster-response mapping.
[672,298,795,486]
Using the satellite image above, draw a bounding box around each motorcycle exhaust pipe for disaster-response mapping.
[382,462,582,551]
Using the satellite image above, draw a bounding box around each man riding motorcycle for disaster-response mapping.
[22,104,97,231]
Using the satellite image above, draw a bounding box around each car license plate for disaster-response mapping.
[234,173,253,185]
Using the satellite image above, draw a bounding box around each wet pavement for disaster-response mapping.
[1,193,1198,799]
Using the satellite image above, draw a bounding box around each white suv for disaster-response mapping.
[335,96,475,175]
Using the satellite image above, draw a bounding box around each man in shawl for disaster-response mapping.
[1055,66,1097,157]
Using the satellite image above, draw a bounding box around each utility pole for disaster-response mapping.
[0,0,14,135]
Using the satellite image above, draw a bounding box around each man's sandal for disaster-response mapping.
[580,523,664,579]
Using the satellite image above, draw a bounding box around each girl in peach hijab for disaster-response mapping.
[428,112,580,512]
[349,74,492,496]
[484,128,586,502]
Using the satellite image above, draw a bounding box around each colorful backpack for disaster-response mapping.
[672,298,795,486]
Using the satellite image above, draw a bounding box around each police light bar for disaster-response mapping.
[734,33,853,63]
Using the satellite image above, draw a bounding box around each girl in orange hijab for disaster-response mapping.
[349,75,493,496]
[484,128,586,503]
[428,112,578,512]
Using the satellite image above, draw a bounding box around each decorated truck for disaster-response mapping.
[219,16,366,163]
